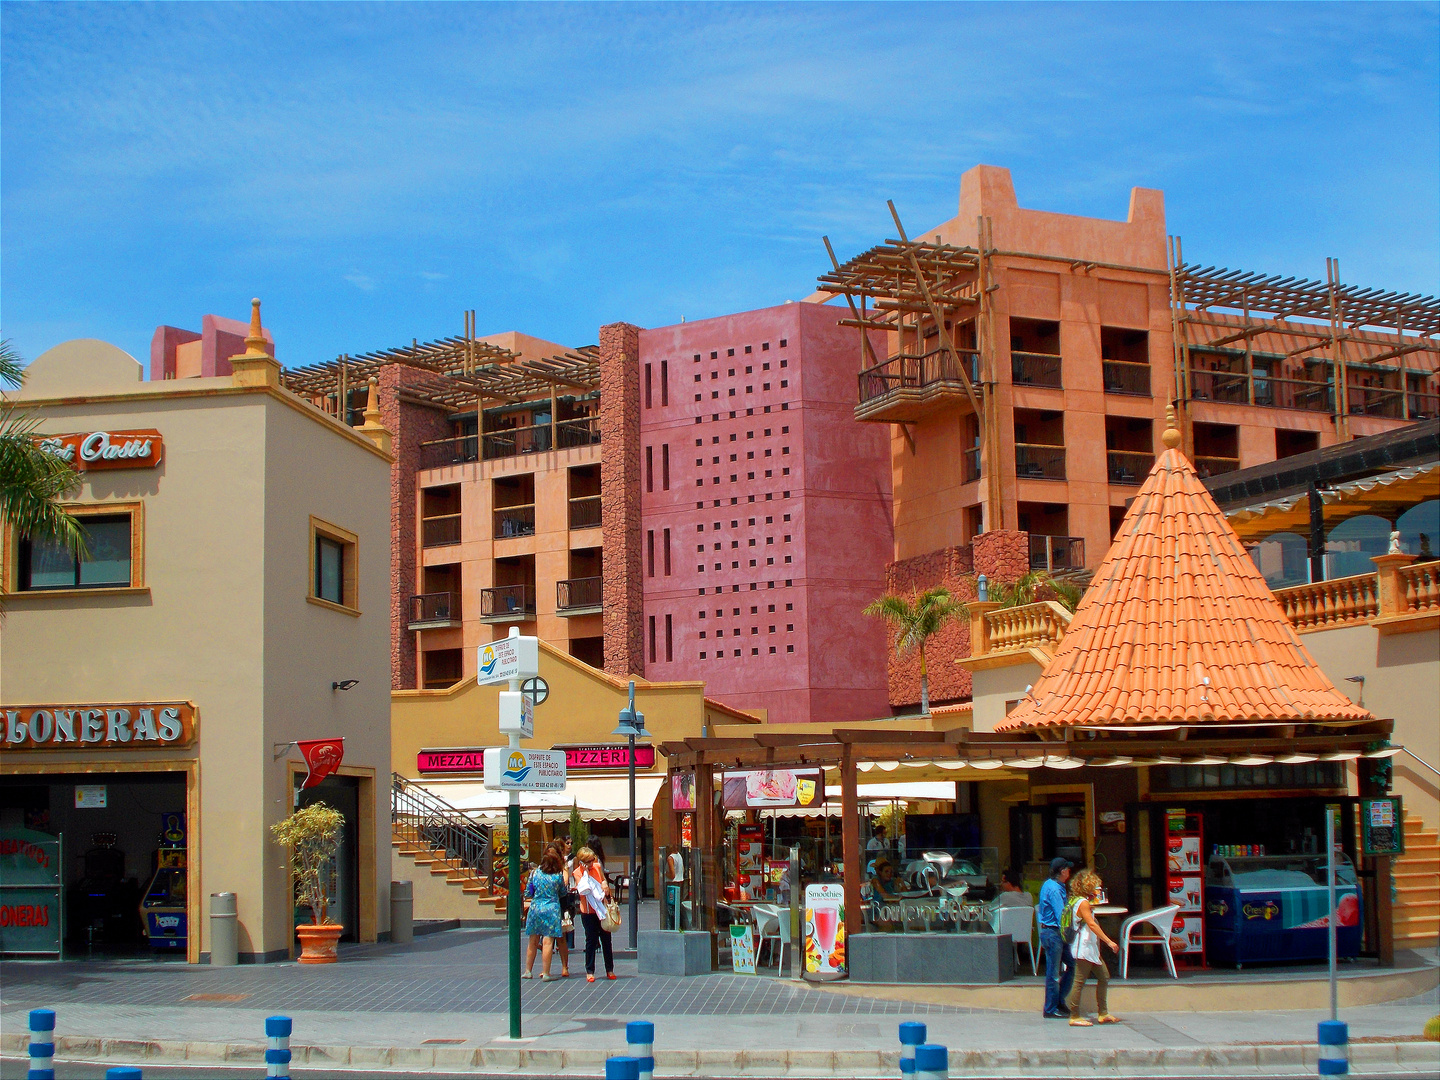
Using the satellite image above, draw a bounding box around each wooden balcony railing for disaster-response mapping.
[418,417,600,470]
[557,576,603,612]
[1015,443,1065,480]
[1103,360,1151,397]
[409,591,460,629]
[1010,352,1062,389]
[481,584,534,621]
[494,504,536,539]
[1193,455,1240,478]
[422,514,461,547]
[568,495,602,529]
[858,347,979,406]
[1275,573,1380,632]
[1107,450,1154,486]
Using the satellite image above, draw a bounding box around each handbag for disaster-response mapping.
[559,879,579,917]
[600,897,622,934]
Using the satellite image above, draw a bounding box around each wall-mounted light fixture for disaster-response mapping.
[332,680,359,692]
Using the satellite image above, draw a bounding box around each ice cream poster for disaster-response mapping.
[722,768,823,809]
[803,883,846,981]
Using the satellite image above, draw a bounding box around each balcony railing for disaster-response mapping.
[419,417,600,470]
[1103,360,1151,397]
[557,576,603,613]
[1345,385,1406,419]
[1010,351,1062,389]
[983,601,1073,655]
[1275,573,1380,632]
[1029,534,1085,572]
[1193,455,1240,478]
[1189,370,1335,413]
[493,504,535,539]
[1107,450,1154,486]
[1015,443,1066,480]
[481,584,535,621]
[409,591,460,629]
[1398,561,1440,614]
[858,347,979,406]
[422,514,461,547]
[963,448,981,484]
[1407,392,1440,420]
[569,495,602,530]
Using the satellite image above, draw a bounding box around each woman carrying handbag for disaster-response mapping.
[573,846,616,981]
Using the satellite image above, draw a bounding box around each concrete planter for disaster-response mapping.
[847,932,1013,984]
[638,929,712,975]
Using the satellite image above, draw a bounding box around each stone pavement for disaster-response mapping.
[2,924,1436,1076]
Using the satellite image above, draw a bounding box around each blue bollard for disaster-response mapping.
[105,1070,142,1080]
[898,1021,926,1077]
[265,1015,293,1079]
[605,1057,640,1080]
[915,1043,949,1080]
[27,1008,55,1080]
[1318,1020,1349,1075]
[626,1020,655,1080]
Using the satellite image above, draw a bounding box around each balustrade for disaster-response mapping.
[1275,574,1380,631]
[1399,561,1440,613]
[984,602,1073,654]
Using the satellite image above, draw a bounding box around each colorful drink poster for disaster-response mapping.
[671,772,696,811]
[803,883,846,981]
[729,923,757,974]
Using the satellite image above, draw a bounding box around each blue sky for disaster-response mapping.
[3,2,1437,369]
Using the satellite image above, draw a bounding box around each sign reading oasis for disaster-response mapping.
[4,702,196,750]
[35,429,164,471]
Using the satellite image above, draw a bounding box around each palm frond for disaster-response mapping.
[864,586,962,657]
[0,408,86,553]
[0,339,23,389]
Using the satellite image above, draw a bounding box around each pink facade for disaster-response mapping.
[150,314,273,381]
[637,302,894,724]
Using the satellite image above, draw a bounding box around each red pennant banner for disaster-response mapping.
[298,738,345,789]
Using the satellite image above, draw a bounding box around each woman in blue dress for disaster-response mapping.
[522,847,566,980]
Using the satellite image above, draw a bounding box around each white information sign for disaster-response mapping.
[477,635,539,686]
[75,785,107,809]
[482,748,567,791]
[497,691,535,739]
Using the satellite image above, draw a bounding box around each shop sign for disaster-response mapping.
[1361,796,1405,856]
[2,703,196,750]
[802,883,846,981]
[481,748,566,791]
[298,738,345,789]
[417,744,654,775]
[476,635,539,686]
[721,768,823,810]
[0,829,61,957]
[36,429,164,471]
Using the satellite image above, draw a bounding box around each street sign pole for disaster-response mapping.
[508,685,522,1040]
[1326,805,1338,1023]
[613,681,649,954]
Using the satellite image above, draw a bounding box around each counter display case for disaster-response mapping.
[1205,853,1361,967]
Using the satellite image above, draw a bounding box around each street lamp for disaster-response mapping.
[613,680,650,951]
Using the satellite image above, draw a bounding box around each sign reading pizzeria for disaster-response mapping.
[35,429,164,471]
[3,703,196,750]
[417,743,654,775]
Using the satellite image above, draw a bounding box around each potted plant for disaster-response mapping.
[271,802,345,963]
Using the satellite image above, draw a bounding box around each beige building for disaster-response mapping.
[1,315,394,963]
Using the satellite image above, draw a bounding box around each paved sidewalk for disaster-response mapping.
[2,925,1436,1076]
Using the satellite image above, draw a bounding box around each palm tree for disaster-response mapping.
[984,569,1084,613]
[1,340,85,576]
[863,587,965,714]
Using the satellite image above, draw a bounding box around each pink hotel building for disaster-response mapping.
[631,303,894,723]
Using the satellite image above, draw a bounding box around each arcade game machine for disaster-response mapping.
[140,812,187,952]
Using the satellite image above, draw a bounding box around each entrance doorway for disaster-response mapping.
[295,775,360,942]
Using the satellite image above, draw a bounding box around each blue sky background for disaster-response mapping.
[3,2,1437,369]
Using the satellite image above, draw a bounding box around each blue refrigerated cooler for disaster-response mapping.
[1205,854,1361,968]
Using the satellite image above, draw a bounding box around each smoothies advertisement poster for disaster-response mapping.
[722,769,823,810]
[803,883,846,981]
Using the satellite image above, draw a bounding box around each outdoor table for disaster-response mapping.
[1092,904,1129,917]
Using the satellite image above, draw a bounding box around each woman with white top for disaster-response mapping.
[573,846,615,981]
[1065,869,1121,1026]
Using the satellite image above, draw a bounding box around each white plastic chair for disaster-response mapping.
[1119,904,1182,979]
[751,904,780,967]
[993,904,1040,976]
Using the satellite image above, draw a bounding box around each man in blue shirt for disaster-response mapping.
[1037,857,1074,1018]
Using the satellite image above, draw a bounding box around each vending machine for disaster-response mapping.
[1164,809,1206,966]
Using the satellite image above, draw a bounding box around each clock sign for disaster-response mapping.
[522,677,549,707]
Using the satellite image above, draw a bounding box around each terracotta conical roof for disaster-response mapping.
[997,423,1372,731]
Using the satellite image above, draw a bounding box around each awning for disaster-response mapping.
[418,775,664,822]
[1227,460,1440,540]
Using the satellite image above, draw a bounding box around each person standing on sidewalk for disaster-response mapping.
[522,847,567,981]
[1038,857,1074,1018]
[574,846,616,981]
[1065,869,1121,1027]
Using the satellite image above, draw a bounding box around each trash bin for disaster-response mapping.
[391,880,414,944]
[209,892,238,966]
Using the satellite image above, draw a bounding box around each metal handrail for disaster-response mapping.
[392,773,494,887]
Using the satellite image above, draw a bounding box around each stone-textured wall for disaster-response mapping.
[378,365,453,690]
[881,530,1029,710]
[599,322,644,679]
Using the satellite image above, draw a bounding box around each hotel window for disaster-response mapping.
[14,504,142,592]
[646,446,654,492]
[309,516,359,613]
[647,530,655,576]
[665,614,673,661]
[662,444,670,490]
[661,360,669,406]
[645,364,652,409]
[663,528,672,575]
[649,615,657,663]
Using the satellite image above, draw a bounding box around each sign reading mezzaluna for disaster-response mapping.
[417,743,655,775]
[3,703,196,750]
[36,430,164,471]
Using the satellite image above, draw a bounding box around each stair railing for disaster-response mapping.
[391,772,493,885]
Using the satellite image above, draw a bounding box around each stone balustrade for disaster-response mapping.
[1398,561,1440,613]
[1275,574,1380,632]
[976,601,1072,655]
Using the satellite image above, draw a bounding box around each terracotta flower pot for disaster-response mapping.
[296,922,344,964]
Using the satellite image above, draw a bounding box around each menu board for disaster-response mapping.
[1361,797,1405,857]
[729,923,757,974]
[736,824,763,901]
[1165,810,1205,961]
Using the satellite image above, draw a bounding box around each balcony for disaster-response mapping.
[1103,360,1151,397]
[1189,369,1335,413]
[1010,352,1062,389]
[856,347,980,423]
[1193,455,1240,479]
[1029,534,1085,572]
[494,504,535,539]
[1015,443,1065,481]
[419,417,600,470]
[408,591,461,630]
[481,584,535,623]
[422,514,461,547]
[419,435,480,470]
[569,495,602,530]
[1107,450,1154,486]
[557,576,603,616]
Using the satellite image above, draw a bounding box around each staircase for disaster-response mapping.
[391,774,506,921]
[1392,810,1439,947]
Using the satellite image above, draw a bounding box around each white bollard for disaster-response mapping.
[626,1020,654,1080]
[265,1015,292,1079]
[898,1021,926,1078]
[27,1008,55,1080]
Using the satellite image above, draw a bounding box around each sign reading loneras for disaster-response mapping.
[36,429,164,471]
[3,703,196,750]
